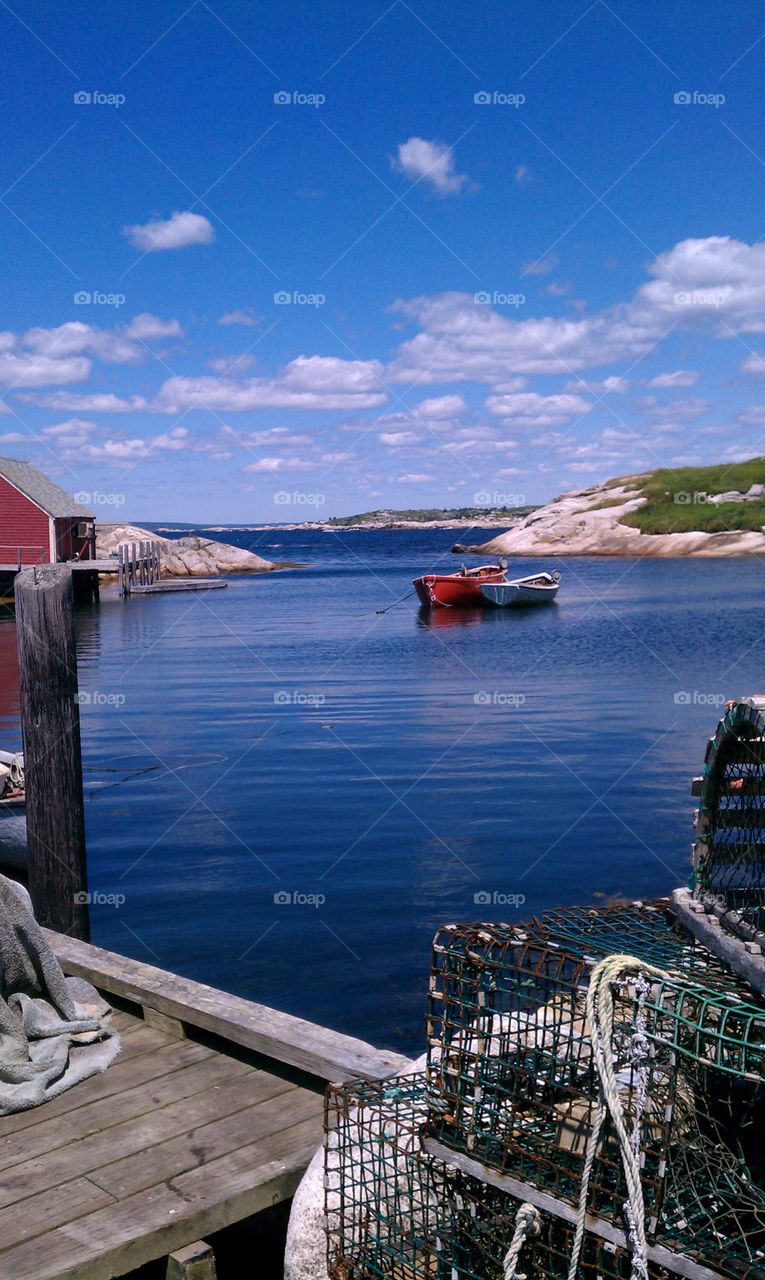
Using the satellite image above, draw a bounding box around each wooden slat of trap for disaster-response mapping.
[3,1111,323,1280]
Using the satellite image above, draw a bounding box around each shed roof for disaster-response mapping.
[0,459,94,518]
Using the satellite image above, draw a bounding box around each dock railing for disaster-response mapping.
[117,539,162,596]
[0,544,47,568]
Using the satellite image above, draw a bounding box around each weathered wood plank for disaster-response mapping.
[166,1241,217,1280]
[0,1069,291,1210]
[0,1050,253,1173]
[143,1007,187,1039]
[3,1114,322,1279]
[0,1176,116,1252]
[89,1086,322,1199]
[15,566,89,938]
[45,930,410,1082]
[0,1037,213,1137]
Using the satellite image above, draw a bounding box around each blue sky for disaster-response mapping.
[2,1,765,521]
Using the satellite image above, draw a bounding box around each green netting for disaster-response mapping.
[694,697,765,935]
[424,903,765,1274]
[325,903,765,1279]
[325,1074,661,1280]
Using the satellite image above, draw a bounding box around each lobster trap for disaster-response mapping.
[325,1073,670,1280]
[424,903,765,1277]
[692,696,765,939]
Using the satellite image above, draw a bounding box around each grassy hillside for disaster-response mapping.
[325,506,537,526]
[611,459,765,534]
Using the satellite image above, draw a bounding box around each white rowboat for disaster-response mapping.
[480,571,560,608]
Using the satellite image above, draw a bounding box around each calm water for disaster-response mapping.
[1,530,763,1055]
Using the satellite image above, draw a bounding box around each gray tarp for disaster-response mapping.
[0,875,119,1113]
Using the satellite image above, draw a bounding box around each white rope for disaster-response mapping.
[503,1201,541,1280]
[566,953,669,1280]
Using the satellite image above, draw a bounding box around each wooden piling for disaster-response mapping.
[15,564,90,940]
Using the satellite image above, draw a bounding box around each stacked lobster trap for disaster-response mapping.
[326,699,765,1280]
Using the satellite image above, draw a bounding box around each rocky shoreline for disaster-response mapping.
[462,479,765,559]
[96,524,300,577]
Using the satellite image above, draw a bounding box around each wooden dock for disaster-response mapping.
[131,578,227,594]
[0,930,408,1280]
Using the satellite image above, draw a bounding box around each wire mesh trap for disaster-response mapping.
[694,696,765,938]
[324,1073,670,1280]
[424,904,765,1276]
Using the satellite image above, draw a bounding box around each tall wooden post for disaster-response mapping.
[15,565,89,939]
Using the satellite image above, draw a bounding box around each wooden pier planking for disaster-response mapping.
[46,930,409,1081]
[0,930,409,1279]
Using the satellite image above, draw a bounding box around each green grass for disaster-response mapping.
[325,506,538,526]
[615,459,765,535]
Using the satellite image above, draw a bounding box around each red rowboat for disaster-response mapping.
[413,564,506,609]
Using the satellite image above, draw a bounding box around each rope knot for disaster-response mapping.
[503,1201,542,1280]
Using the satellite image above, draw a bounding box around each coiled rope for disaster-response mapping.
[503,1202,542,1280]
[567,953,670,1280]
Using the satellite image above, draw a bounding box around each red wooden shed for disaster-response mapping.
[0,458,95,568]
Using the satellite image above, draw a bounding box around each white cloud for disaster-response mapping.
[218,309,259,327]
[20,392,149,412]
[742,354,765,374]
[126,314,183,340]
[486,391,592,428]
[514,165,532,187]
[388,237,765,385]
[153,356,386,412]
[153,426,189,451]
[23,321,140,365]
[244,456,315,473]
[398,472,432,482]
[123,211,215,252]
[380,431,418,446]
[0,432,25,443]
[42,418,97,442]
[0,352,91,388]
[393,137,469,195]
[208,354,257,375]
[522,254,558,276]
[414,394,466,419]
[565,376,630,395]
[646,369,699,388]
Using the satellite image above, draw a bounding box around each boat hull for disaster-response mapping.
[413,565,505,609]
[481,575,559,608]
